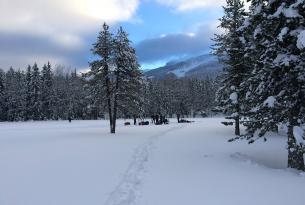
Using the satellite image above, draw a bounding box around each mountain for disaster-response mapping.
[144,54,222,79]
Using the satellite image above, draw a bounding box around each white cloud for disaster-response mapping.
[70,0,139,22]
[0,0,139,30]
[156,0,225,11]
[0,0,139,50]
[0,0,140,69]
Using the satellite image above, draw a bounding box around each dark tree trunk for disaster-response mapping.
[235,117,240,136]
[133,116,137,125]
[177,114,180,123]
[112,101,117,134]
[107,98,114,133]
[111,74,120,134]
[235,103,240,136]
[105,65,114,134]
[111,95,117,133]
[287,121,305,171]
[110,120,116,133]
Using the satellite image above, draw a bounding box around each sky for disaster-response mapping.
[0,0,227,71]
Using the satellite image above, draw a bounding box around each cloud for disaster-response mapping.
[0,0,227,70]
[135,23,216,63]
[156,0,225,11]
[0,0,139,32]
[0,31,89,69]
[0,0,140,69]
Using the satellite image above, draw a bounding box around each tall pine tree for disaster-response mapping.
[41,62,53,120]
[113,27,143,125]
[87,23,142,133]
[31,63,41,120]
[0,68,7,121]
[241,0,305,170]
[88,23,116,133]
[213,0,247,135]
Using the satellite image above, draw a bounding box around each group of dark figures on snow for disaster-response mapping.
[124,114,193,126]
[67,114,193,125]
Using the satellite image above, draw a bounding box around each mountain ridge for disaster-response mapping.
[144,54,222,79]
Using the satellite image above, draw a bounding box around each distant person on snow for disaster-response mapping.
[133,115,137,125]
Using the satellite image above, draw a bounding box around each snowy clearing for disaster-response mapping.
[0,118,304,205]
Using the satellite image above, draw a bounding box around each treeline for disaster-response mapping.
[143,75,218,119]
[0,65,217,122]
[214,0,305,170]
[0,64,94,121]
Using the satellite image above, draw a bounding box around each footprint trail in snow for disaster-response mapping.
[103,125,186,205]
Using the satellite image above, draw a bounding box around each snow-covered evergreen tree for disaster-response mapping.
[213,0,247,135]
[171,77,191,119]
[113,27,143,122]
[41,62,53,120]
[16,70,27,120]
[52,66,67,120]
[31,63,41,120]
[189,77,218,117]
[149,78,172,119]
[239,0,305,170]
[87,23,116,133]
[67,69,87,120]
[0,68,7,121]
[87,23,142,133]
[5,68,26,121]
[235,0,270,134]
[25,65,33,120]
[5,68,18,121]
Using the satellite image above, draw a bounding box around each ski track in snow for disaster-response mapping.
[103,124,187,205]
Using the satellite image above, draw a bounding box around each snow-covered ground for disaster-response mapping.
[0,118,304,205]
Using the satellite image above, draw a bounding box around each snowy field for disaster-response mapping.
[0,118,305,205]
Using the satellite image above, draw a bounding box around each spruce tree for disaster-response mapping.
[68,69,87,120]
[4,68,26,121]
[236,0,270,135]
[41,62,53,120]
[0,68,7,121]
[236,0,305,171]
[25,65,33,120]
[87,23,116,133]
[87,23,142,133]
[15,70,27,120]
[52,66,67,120]
[5,68,17,121]
[213,0,247,135]
[113,27,143,125]
[31,63,41,120]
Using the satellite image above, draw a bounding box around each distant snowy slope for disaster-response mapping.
[145,54,222,79]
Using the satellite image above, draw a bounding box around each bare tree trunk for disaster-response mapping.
[111,120,116,133]
[107,93,114,133]
[287,120,305,171]
[105,65,114,134]
[112,99,117,133]
[235,103,240,136]
[111,75,120,134]
[235,117,240,136]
